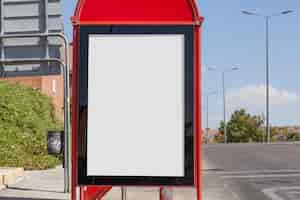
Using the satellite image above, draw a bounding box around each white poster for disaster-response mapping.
[87,34,185,177]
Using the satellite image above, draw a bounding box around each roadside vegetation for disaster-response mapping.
[216,108,300,143]
[0,81,62,170]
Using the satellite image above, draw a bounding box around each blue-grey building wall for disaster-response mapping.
[0,0,64,77]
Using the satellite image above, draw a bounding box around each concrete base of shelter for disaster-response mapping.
[0,168,24,189]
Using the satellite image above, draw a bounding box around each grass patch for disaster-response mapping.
[0,81,62,170]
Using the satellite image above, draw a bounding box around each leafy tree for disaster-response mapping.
[218,109,264,143]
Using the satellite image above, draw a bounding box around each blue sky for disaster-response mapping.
[62,0,300,129]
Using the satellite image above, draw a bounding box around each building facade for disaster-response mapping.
[0,0,64,118]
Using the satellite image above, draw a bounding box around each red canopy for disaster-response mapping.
[73,0,203,25]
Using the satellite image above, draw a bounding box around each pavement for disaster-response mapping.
[1,143,300,200]
[102,187,196,200]
[0,166,69,200]
[0,168,24,190]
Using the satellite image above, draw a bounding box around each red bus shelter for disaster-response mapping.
[72,0,203,199]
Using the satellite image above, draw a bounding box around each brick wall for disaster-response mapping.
[1,75,64,120]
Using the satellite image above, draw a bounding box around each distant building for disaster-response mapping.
[0,0,64,118]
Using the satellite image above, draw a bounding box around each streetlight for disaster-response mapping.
[241,10,293,144]
[205,91,218,138]
[208,67,239,143]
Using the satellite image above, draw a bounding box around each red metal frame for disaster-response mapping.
[81,186,112,199]
[72,0,203,199]
[195,26,202,200]
[73,0,203,25]
[160,187,173,200]
[71,24,79,200]
[161,25,202,200]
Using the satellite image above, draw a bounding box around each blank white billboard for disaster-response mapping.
[87,34,185,177]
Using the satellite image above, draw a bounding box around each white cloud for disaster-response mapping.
[227,85,299,108]
[204,85,300,128]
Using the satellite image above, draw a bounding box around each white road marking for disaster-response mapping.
[263,188,285,200]
[262,186,300,200]
[204,169,300,175]
[286,191,300,200]
[222,174,300,179]
[287,191,300,195]
[223,182,241,200]
[205,169,300,199]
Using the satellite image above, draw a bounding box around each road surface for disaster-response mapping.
[1,143,300,200]
[203,143,300,200]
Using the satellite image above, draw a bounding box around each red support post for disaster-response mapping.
[160,187,173,200]
[82,186,112,200]
[195,26,202,200]
[71,23,80,200]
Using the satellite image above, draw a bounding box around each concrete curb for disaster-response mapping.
[0,168,24,189]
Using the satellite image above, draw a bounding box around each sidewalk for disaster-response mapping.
[0,166,69,200]
[102,159,235,200]
[102,187,196,200]
[0,160,235,200]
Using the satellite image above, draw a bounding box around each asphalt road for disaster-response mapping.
[1,143,299,200]
[203,143,300,200]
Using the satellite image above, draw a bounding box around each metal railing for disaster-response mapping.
[0,33,71,193]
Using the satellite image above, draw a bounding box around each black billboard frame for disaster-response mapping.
[77,25,195,186]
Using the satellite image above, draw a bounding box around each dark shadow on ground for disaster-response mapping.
[6,187,64,194]
[0,198,62,200]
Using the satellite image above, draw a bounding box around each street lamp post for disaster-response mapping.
[208,67,239,143]
[241,10,293,144]
[206,95,209,136]
[205,91,218,137]
[222,71,227,143]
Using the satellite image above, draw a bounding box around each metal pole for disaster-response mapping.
[222,72,227,143]
[0,33,71,193]
[266,16,270,144]
[0,56,70,193]
[0,0,4,77]
[64,42,71,194]
[44,0,49,59]
[242,10,293,143]
[121,187,127,200]
[206,95,209,137]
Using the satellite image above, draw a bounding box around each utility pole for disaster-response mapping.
[265,16,270,144]
[242,9,293,144]
[206,95,209,136]
[207,67,239,144]
[222,71,227,143]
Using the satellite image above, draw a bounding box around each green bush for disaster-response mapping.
[0,81,62,170]
[287,132,300,141]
